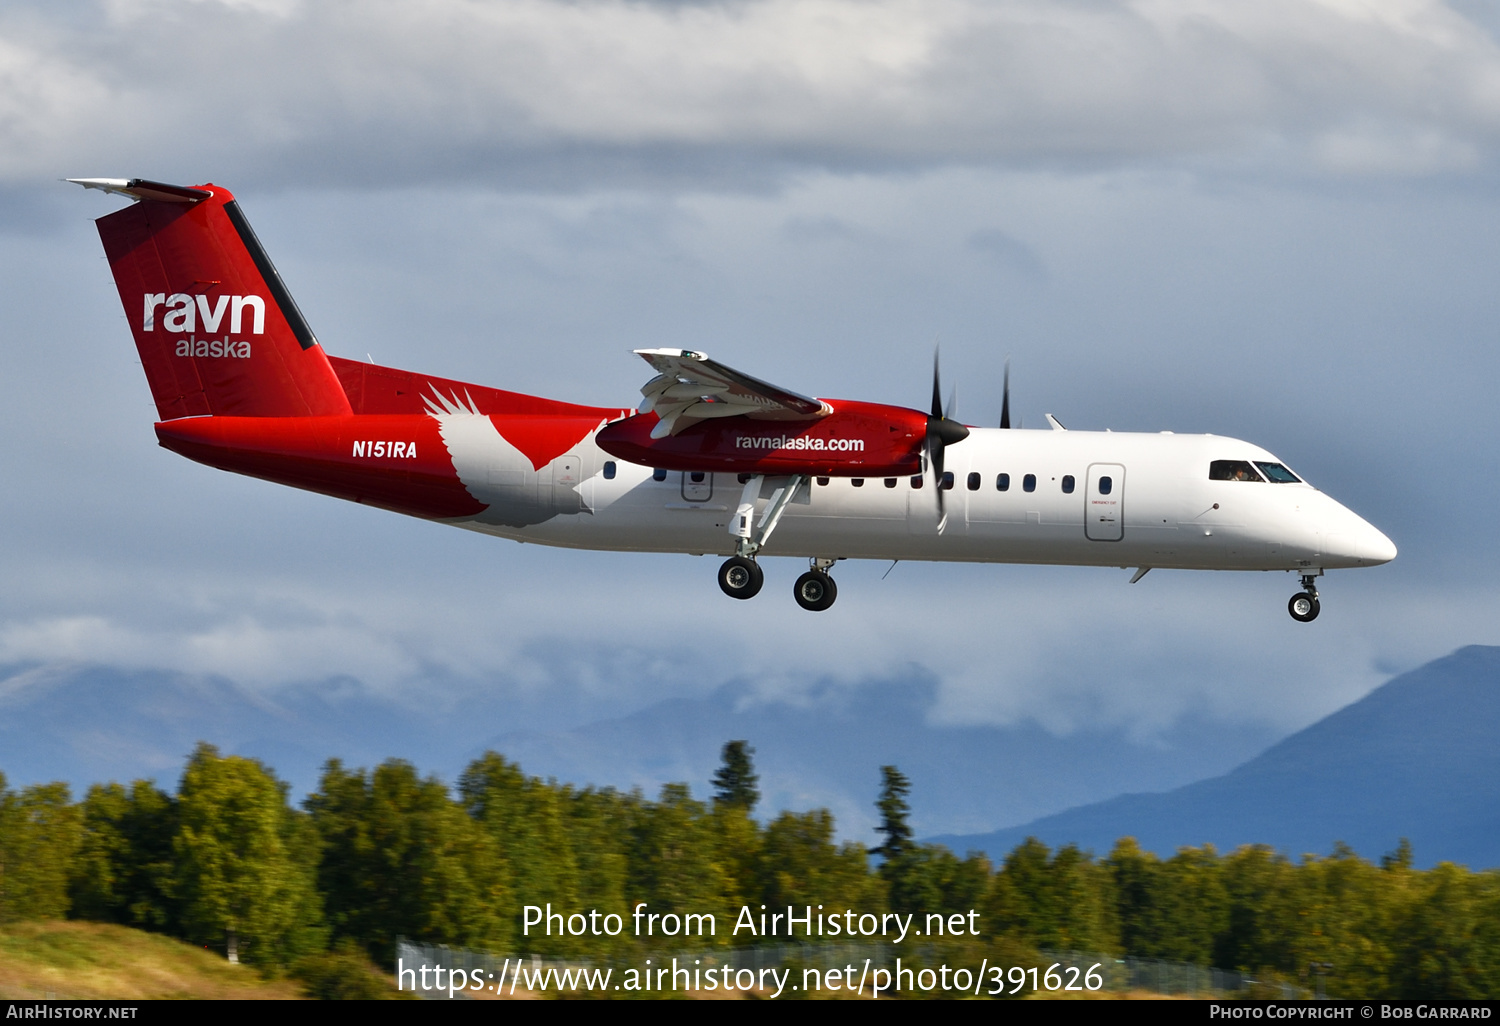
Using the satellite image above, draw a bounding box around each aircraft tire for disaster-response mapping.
[793,570,837,612]
[1288,593,1320,622]
[719,556,763,599]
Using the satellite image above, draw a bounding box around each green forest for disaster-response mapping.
[2,741,1497,999]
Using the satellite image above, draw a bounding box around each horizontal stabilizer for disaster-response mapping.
[67,178,212,204]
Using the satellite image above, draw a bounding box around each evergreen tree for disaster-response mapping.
[710,741,760,812]
[872,765,913,860]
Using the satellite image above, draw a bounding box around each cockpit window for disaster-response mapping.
[1209,460,1265,482]
[1254,461,1301,484]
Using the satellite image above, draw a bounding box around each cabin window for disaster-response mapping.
[967,472,981,491]
[997,473,1010,492]
[737,473,752,484]
[1255,461,1302,483]
[653,468,668,482]
[817,477,830,486]
[1023,473,1036,493]
[1061,475,1075,494]
[940,471,955,490]
[852,478,865,487]
[885,478,898,488]
[689,471,706,483]
[1209,460,1264,482]
[1099,476,1113,495]
[911,476,924,489]
[603,461,616,480]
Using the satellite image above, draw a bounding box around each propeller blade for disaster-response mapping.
[923,345,968,533]
[945,384,957,421]
[1000,357,1011,429]
[931,348,944,420]
[930,435,942,528]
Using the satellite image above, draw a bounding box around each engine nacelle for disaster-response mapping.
[595,400,929,477]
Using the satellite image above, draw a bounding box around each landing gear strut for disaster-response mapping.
[716,474,805,603]
[718,556,764,599]
[793,560,838,612]
[1288,573,1320,623]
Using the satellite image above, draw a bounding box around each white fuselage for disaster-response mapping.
[451,426,1397,575]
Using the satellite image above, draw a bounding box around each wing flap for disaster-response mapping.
[634,348,830,436]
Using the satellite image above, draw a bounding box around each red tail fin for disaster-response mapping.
[85,179,352,420]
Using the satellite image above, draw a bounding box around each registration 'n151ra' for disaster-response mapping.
[353,441,417,458]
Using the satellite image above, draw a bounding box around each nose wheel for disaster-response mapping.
[793,569,838,611]
[1288,575,1320,622]
[718,556,764,599]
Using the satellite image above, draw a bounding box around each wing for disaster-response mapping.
[634,348,832,438]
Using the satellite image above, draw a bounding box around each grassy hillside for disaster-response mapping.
[0,921,306,1000]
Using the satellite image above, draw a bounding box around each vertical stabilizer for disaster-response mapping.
[82,179,352,420]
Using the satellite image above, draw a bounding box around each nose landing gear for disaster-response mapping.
[1288,573,1321,622]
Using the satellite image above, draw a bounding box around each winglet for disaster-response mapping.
[67,178,212,204]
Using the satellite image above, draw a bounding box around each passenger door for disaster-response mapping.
[1085,464,1124,541]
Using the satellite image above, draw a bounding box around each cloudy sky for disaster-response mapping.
[3,0,1500,804]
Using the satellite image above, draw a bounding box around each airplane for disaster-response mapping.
[69,177,1396,620]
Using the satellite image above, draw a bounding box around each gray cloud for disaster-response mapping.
[4,0,1500,190]
[967,227,1045,277]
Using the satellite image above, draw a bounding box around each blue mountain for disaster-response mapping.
[929,645,1500,869]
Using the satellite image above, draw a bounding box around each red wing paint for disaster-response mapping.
[595,400,929,476]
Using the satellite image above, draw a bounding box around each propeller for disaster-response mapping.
[925,348,969,531]
[999,357,1011,429]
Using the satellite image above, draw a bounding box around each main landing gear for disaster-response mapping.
[717,556,840,610]
[715,472,839,610]
[793,559,839,612]
[1288,573,1321,623]
[718,556,764,599]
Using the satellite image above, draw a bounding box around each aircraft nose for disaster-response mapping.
[1325,514,1397,567]
[1366,526,1398,565]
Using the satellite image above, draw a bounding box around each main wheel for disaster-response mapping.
[718,556,763,599]
[1288,592,1320,622]
[793,570,837,611]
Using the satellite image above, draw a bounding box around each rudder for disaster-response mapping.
[83,179,352,420]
